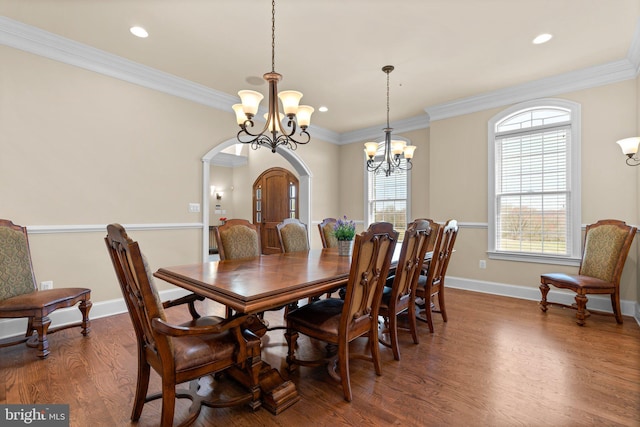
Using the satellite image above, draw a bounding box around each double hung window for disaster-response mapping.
[488,99,581,264]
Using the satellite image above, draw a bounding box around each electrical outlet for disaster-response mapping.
[479,260,487,269]
[40,280,53,290]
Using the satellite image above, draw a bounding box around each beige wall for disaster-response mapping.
[2,41,639,322]
[0,45,339,311]
[340,80,639,302]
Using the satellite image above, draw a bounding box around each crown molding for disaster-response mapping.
[338,114,430,145]
[0,17,341,144]
[2,16,639,142]
[425,58,637,121]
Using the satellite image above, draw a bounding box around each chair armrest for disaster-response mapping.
[162,293,205,319]
[151,313,257,338]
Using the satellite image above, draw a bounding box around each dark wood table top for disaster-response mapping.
[154,248,354,314]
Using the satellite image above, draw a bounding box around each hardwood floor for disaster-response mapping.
[2,288,639,426]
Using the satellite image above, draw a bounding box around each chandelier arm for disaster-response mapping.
[626,156,640,166]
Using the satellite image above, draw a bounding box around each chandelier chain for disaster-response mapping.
[386,69,390,128]
[271,0,276,73]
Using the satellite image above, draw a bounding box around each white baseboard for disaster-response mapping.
[2,279,639,340]
[0,288,191,341]
[446,276,640,326]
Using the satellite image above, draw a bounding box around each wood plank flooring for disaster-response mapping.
[1,288,639,426]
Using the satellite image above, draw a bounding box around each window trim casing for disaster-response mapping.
[487,98,581,266]
[363,137,413,232]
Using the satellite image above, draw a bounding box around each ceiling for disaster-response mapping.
[2,0,640,138]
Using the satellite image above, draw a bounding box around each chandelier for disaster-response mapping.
[364,65,416,176]
[232,0,313,153]
[616,137,640,166]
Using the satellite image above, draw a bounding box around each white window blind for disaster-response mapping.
[367,152,409,240]
[488,100,581,264]
[496,126,570,255]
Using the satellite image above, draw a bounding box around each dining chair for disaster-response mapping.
[213,219,261,261]
[277,218,310,253]
[105,223,262,427]
[415,219,459,333]
[0,219,91,359]
[318,218,338,248]
[540,219,637,326]
[414,218,441,273]
[285,222,398,402]
[378,219,431,360]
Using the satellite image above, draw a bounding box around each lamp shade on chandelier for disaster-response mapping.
[365,65,416,176]
[233,0,313,153]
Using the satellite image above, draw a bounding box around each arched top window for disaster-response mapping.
[488,99,581,265]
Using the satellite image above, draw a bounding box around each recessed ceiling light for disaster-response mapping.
[533,33,552,45]
[318,106,328,112]
[130,26,149,38]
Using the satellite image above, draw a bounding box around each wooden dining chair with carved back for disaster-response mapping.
[378,219,431,360]
[415,219,459,333]
[318,218,338,249]
[0,219,91,359]
[105,223,262,427]
[213,219,262,261]
[277,218,310,254]
[413,218,441,273]
[213,219,262,318]
[540,219,637,326]
[285,222,398,402]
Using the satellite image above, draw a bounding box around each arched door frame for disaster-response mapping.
[201,140,313,261]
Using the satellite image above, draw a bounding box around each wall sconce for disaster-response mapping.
[216,192,223,200]
[210,185,216,196]
[616,137,640,166]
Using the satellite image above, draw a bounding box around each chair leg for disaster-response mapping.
[539,282,550,312]
[131,353,151,421]
[424,299,435,333]
[438,288,447,322]
[25,317,34,338]
[338,340,352,402]
[284,329,299,371]
[370,327,382,376]
[32,315,51,359]
[79,298,92,336]
[388,312,400,361]
[575,294,588,326]
[611,291,623,324]
[160,380,176,427]
[408,305,419,345]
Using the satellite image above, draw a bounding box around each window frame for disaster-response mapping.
[488,99,581,266]
[364,138,412,240]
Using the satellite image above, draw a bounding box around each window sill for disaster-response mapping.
[488,251,581,267]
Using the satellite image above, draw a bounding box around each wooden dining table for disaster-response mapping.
[153,246,417,414]
[154,248,354,315]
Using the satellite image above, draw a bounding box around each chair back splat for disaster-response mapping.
[540,219,637,326]
[416,219,459,333]
[378,219,431,360]
[285,222,398,402]
[0,219,91,359]
[277,218,310,253]
[318,218,338,249]
[105,223,261,426]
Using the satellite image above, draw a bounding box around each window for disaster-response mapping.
[365,141,411,240]
[488,99,581,265]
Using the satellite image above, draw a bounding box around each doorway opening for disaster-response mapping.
[201,140,312,261]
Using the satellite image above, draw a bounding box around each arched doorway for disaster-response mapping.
[201,140,312,261]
